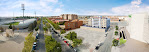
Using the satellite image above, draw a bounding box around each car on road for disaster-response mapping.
[32,42,37,50]
[62,37,66,40]
[95,46,99,50]
[36,33,39,39]
[64,41,69,46]
[68,44,73,48]
[95,42,102,50]
[34,42,37,46]
[32,45,36,50]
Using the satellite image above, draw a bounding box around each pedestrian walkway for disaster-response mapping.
[120,28,149,52]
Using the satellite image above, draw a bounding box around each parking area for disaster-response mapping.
[62,26,106,52]
[0,32,29,52]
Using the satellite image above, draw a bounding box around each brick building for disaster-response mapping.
[65,19,83,30]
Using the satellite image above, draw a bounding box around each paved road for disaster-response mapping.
[36,19,46,52]
[46,19,74,52]
[98,27,114,52]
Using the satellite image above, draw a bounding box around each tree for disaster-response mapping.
[65,32,77,40]
[115,31,118,35]
[112,39,119,46]
[9,24,12,29]
[116,26,118,30]
[73,39,82,47]
[45,35,62,52]
[46,23,51,28]
[28,23,33,31]
[43,27,48,31]
[35,27,39,31]
[61,29,66,34]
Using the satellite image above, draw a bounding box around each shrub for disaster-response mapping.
[112,39,119,46]
[73,39,82,47]
[61,30,66,34]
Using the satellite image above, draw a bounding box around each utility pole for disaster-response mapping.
[35,11,36,18]
[21,4,25,24]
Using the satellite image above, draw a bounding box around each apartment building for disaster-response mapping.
[65,19,83,30]
[87,18,92,26]
[65,22,76,30]
[60,14,78,20]
[126,12,149,43]
[101,17,110,31]
[91,17,101,28]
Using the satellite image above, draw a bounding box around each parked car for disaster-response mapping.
[64,41,69,46]
[95,42,102,50]
[36,33,39,39]
[74,49,77,52]
[32,42,37,50]
[32,45,36,50]
[69,45,73,48]
[62,38,66,40]
[34,42,37,45]
[95,46,99,50]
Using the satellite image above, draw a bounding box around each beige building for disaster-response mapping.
[60,14,78,20]
[87,18,92,26]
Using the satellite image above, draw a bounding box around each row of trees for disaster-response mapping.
[35,18,41,31]
[46,18,61,30]
[45,35,62,52]
[65,32,82,47]
[22,32,35,52]
[28,21,37,31]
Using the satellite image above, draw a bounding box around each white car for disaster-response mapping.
[34,42,37,45]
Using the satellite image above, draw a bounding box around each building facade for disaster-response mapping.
[65,19,83,30]
[91,17,101,28]
[126,12,149,43]
[60,14,78,20]
[101,17,110,29]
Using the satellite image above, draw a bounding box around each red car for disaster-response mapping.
[64,41,69,46]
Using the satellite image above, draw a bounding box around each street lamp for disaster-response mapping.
[21,4,25,24]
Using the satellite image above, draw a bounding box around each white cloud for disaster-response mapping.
[54,8,62,13]
[0,0,64,16]
[111,0,149,15]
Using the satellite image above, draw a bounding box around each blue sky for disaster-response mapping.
[0,0,149,16]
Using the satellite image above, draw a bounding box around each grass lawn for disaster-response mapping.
[119,38,127,45]
[5,22,20,25]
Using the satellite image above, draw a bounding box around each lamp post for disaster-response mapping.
[21,4,25,24]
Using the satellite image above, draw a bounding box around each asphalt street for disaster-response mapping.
[98,27,114,52]
[36,19,46,52]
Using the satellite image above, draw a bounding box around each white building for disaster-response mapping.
[91,17,101,28]
[126,12,149,43]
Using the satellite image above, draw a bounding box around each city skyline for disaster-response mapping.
[0,0,149,16]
